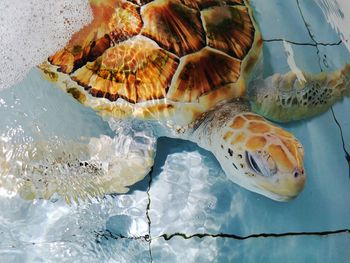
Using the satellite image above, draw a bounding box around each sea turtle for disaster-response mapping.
[4,0,349,202]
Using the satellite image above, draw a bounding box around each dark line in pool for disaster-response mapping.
[18,228,350,249]
[263,39,342,47]
[94,230,146,242]
[331,108,350,179]
[146,171,153,263]
[93,228,350,242]
[158,229,350,241]
[296,0,317,44]
[317,40,343,47]
[296,0,323,72]
[263,39,316,46]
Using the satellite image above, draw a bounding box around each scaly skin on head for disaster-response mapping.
[191,101,305,201]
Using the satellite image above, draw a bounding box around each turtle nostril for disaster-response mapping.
[294,171,299,178]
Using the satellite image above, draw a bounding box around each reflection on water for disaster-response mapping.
[1,0,350,262]
[0,195,150,262]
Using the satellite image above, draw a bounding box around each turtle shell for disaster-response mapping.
[43,0,262,121]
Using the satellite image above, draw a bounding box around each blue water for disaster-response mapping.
[0,0,350,262]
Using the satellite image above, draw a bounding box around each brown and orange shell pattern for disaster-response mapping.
[41,0,262,121]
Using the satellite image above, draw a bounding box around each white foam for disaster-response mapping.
[0,0,92,90]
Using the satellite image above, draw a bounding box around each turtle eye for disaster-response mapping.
[246,151,262,175]
[246,151,275,177]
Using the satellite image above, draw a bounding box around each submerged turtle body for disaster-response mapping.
[36,0,350,202]
[37,0,307,202]
[42,0,262,124]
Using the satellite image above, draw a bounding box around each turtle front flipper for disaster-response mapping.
[249,64,350,122]
[0,122,156,204]
[190,102,305,201]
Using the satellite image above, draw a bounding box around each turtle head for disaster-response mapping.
[195,104,306,201]
[223,112,306,201]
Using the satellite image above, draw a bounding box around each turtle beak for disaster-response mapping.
[258,170,306,201]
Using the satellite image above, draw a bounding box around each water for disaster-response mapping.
[1,0,350,262]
